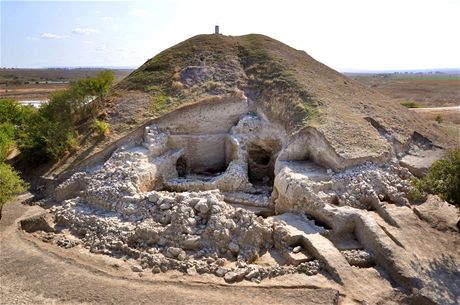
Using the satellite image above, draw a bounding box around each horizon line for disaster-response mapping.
[1,66,459,74]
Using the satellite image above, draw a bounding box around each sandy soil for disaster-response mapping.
[0,196,340,305]
[411,106,460,124]
[0,84,67,101]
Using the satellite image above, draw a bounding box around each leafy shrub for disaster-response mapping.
[0,101,34,161]
[435,115,443,124]
[94,119,110,137]
[0,71,115,164]
[413,149,460,206]
[0,162,28,212]
[17,114,76,162]
[0,123,16,161]
[0,99,21,123]
[40,70,115,126]
[0,99,36,128]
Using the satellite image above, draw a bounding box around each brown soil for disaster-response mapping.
[411,106,460,124]
[0,83,68,100]
[408,107,460,142]
[0,68,133,101]
[0,197,340,305]
[348,75,460,108]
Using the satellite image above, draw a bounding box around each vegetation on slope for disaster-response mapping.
[419,148,460,205]
[0,71,115,214]
[412,148,460,206]
[0,162,28,217]
[22,70,114,162]
[0,71,115,163]
[235,35,318,126]
[117,34,319,130]
[0,101,29,216]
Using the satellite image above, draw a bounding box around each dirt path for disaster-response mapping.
[0,198,339,305]
[410,105,460,112]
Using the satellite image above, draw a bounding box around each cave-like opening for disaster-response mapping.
[176,156,187,178]
[247,143,276,187]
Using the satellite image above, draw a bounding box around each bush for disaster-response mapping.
[94,119,110,137]
[413,148,460,206]
[0,162,28,216]
[435,115,443,124]
[0,123,15,161]
[0,71,115,164]
[0,99,23,124]
[0,99,36,127]
[17,114,76,162]
[40,70,114,126]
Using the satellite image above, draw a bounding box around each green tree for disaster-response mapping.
[0,123,15,161]
[17,113,76,162]
[0,163,28,219]
[0,99,22,123]
[19,71,114,163]
[0,99,35,127]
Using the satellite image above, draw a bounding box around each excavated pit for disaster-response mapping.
[28,94,458,305]
[175,154,228,181]
[8,31,460,304]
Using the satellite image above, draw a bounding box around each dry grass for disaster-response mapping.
[349,73,459,143]
[0,68,133,101]
[412,108,460,125]
[0,83,67,100]
[347,74,460,107]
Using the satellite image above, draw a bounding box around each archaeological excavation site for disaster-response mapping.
[3,34,459,305]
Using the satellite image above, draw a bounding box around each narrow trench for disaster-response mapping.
[171,139,280,218]
[309,216,332,231]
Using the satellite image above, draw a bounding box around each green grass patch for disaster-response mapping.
[94,119,110,137]
[401,101,423,108]
[151,90,181,116]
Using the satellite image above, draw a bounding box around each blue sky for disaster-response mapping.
[1,0,459,70]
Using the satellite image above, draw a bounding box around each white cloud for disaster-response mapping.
[129,9,151,19]
[72,27,99,35]
[102,16,113,22]
[94,44,108,52]
[41,32,68,39]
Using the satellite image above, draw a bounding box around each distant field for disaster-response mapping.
[346,73,460,108]
[0,68,133,101]
[347,72,460,143]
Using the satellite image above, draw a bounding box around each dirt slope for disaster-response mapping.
[50,34,454,177]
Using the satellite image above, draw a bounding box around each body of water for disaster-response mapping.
[18,100,47,108]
